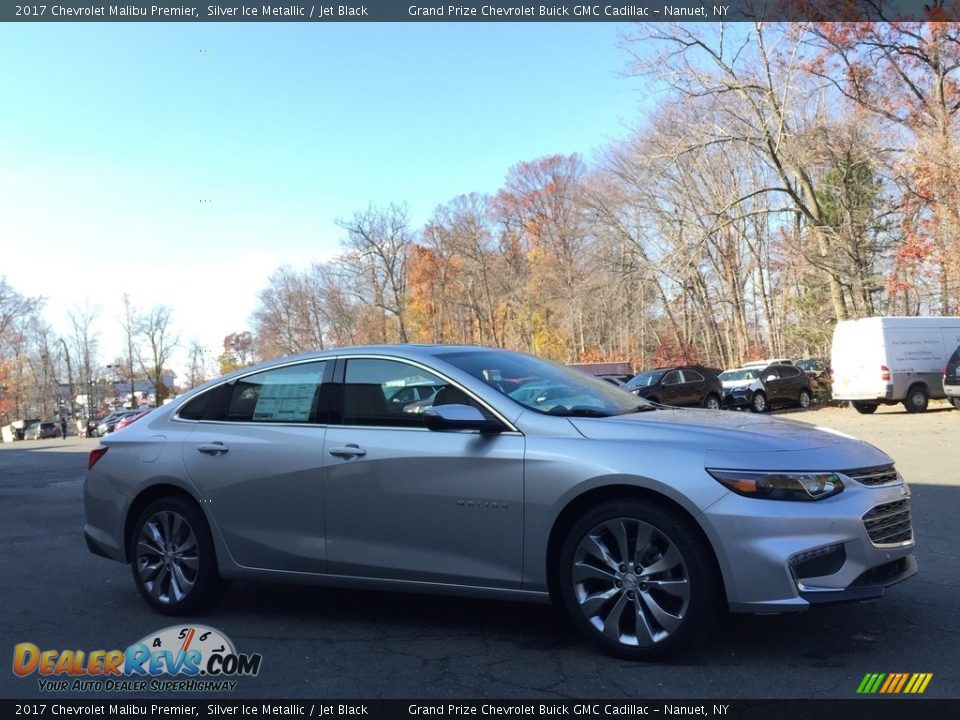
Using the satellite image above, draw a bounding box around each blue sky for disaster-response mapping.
[0,22,649,373]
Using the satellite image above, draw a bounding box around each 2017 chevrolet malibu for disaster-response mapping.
[84,345,917,659]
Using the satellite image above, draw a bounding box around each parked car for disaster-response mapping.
[25,421,59,440]
[114,408,151,432]
[831,316,960,413]
[944,345,960,410]
[720,362,813,413]
[624,367,723,409]
[797,358,832,402]
[598,375,631,387]
[97,411,141,437]
[84,345,915,660]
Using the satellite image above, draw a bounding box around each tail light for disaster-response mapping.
[880,365,891,381]
[88,445,109,470]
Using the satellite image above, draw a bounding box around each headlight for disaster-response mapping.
[707,469,844,501]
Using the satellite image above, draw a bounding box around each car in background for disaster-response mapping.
[598,374,633,386]
[720,362,813,413]
[797,358,832,401]
[624,366,723,409]
[25,421,59,440]
[97,410,142,437]
[114,408,151,432]
[85,344,916,660]
[945,345,960,409]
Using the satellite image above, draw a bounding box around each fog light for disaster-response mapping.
[790,544,846,580]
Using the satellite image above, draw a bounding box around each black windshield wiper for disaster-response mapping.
[547,406,614,417]
[618,404,656,414]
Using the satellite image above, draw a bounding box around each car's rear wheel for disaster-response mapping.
[903,385,928,413]
[951,398,960,410]
[557,499,720,660]
[750,392,767,413]
[798,389,812,409]
[853,402,878,414]
[129,496,227,615]
[703,394,721,410]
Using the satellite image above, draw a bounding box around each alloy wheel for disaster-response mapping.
[135,510,199,605]
[570,518,691,647]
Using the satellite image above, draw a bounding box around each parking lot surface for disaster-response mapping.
[1,405,957,699]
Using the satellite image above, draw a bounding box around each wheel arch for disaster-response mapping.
[123,483,202,564]
[544,484,726,607]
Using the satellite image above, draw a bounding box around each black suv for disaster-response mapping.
[624,366,724,409]
[720,362,813,413]
[945,345,960,410]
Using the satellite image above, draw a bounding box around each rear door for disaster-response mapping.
[679,369,707,406]
[180,359,333,574]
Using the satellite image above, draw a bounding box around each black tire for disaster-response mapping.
[557,499,721,660]
[853,402,878,414]
[798,389,812,410]
[951,398,960,410]
[903,385,928,413]
[128,496,228,615]
[750,392,767,413]
[703,394,721,410]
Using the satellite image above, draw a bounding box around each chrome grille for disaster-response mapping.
[844,465,899,487]
[862,499,913,546]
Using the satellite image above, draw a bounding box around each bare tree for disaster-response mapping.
[337,204,413,343]
[137,305,178,405]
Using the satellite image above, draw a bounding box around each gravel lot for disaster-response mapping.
[1,404,957,700]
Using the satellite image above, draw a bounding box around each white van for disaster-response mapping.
[831,316,960,413]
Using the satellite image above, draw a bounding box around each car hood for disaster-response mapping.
[721,378,760,390]
[568,408,892,470]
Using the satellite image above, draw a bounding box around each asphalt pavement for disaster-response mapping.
[1,414,957,700]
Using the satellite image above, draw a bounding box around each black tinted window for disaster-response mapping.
[180,361,330,423]
[344,359,448,427]
[662,371,681,385]
[778,365,801,378]
[682,370,704,382]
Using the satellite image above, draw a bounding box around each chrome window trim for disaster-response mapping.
[173,353,522,434]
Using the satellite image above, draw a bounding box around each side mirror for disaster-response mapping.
[423,404,503,433]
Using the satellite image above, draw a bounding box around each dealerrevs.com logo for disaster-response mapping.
[13,625,262,692]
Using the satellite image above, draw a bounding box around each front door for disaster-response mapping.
[323,357,526,587]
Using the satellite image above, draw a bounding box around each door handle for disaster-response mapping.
[197,442,229,456]
[329,444,367,459]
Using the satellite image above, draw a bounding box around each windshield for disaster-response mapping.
[625,370,665,388]
[719,368,760,382]
[438,350,652,417]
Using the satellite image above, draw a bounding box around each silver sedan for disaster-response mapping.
[84,345,916,659]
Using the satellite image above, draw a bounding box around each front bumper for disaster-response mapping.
[723,389,754,408]
[699,474,916,613]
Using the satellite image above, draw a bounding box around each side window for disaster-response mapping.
[763,367,780,382]
[181,361,329,423]
[344,359,449,428]
[661,371,681,386]
[780,366,801,378]
[681,370,704,383]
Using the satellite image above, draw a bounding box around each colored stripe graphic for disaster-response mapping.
[857,673,932,694]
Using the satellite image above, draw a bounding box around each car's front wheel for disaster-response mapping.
[750,392,767,413]
[558,499,720,660]
[129,496,228,615]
